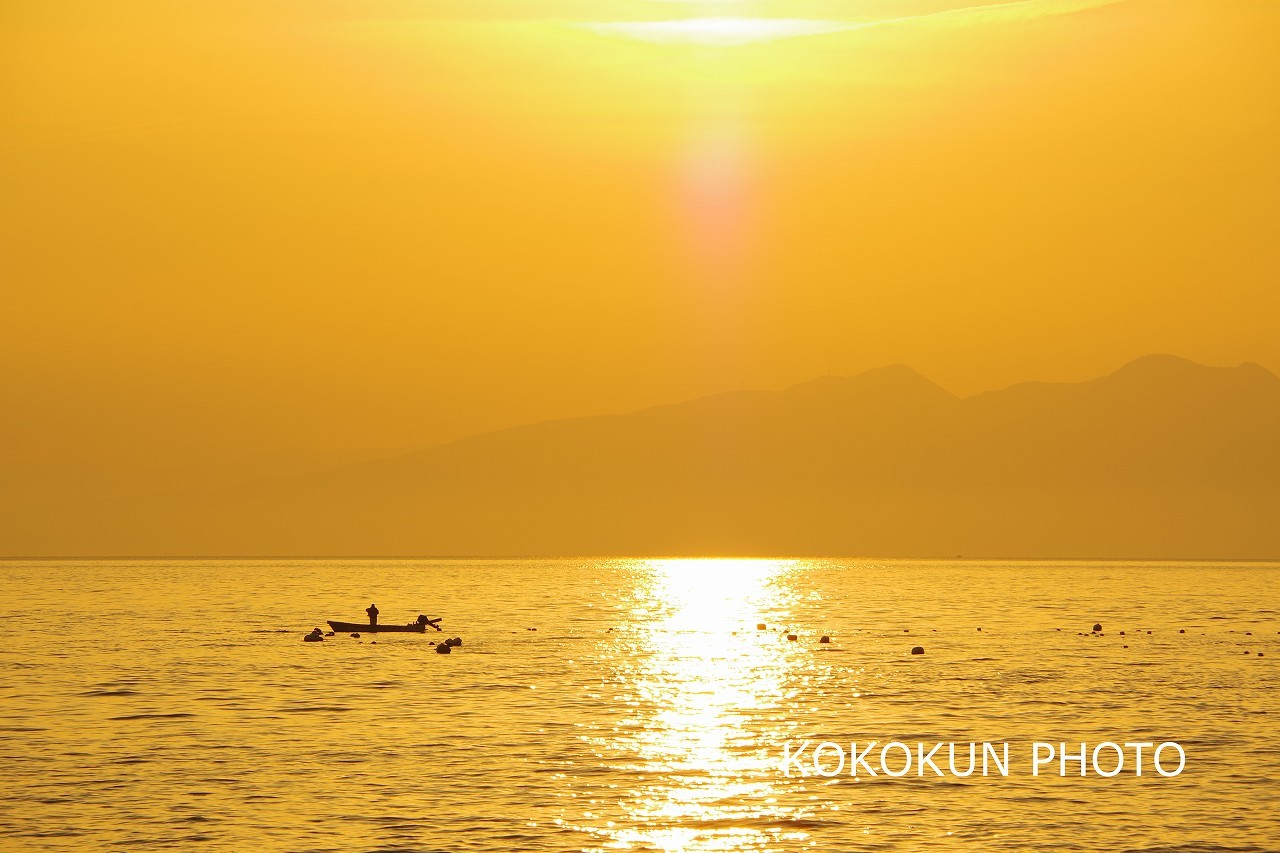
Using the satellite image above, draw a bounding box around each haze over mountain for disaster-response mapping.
[4,355,1277,558]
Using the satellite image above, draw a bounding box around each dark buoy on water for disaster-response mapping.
[1179,629,1186,634]
[351,633,360,638]
[757,623,766,630]
[911,646,925,655]
[325,631,335,637]
[1119,631,1125,636]
[820,635,831,644]
[787,634,798,642]
[1093,623,1103,632]
[436,642,452,654]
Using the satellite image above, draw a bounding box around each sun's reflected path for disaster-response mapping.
[580,559,820,851]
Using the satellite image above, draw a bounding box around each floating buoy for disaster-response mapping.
[528,628,537,631]
[757,623,766,630]
[1245,632,1252,636]
[819,635,831,644]
[1259,653,1265,657]
[787,634,798,642]
[1119,631,1125,636]
[325,631,335,637]
[436,642,451,654]
[904,629,910,633]
[976,627,982,632]
[910,646,925,655]
[351,633,360,638]
[1093,623,1102,632]
[1124,645,1129,648]
[1179,629,1186,634]
[1147,631,1152,634]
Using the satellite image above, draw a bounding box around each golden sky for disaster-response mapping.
[2,0,1278,502]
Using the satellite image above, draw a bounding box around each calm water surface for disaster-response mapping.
[1,559,1277,851]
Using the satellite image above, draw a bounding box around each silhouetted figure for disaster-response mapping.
[366,603,379,627]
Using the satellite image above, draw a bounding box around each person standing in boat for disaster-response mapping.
[366,603,379,627]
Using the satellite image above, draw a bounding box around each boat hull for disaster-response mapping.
[327,620,438,633]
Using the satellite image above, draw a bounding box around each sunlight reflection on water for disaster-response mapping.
[584,559,816,851]
[1,559,1277,851]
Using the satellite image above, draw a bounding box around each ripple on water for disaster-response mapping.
[0,558,1276,852]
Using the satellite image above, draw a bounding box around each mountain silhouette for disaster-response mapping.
[4,355,1278,557]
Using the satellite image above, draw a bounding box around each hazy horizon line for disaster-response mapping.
[4,554,1278,563]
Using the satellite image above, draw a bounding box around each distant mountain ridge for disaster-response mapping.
[4,355,1279,558]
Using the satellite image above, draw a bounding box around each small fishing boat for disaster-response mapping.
[327,614,442,633]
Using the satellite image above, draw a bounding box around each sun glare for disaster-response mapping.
[581,17,850,46]
[577,0,1131,46]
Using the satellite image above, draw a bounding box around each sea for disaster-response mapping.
[1,559,1277,852]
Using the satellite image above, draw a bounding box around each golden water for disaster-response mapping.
[1,559,1277,851]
